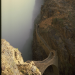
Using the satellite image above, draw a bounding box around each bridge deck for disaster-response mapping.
[33,24,59,75]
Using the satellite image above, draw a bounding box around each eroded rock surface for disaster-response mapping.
[32,0,75,75]
[1,39,41,75]
[1,39,22,75]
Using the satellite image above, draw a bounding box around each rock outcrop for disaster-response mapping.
[1,39,41,75]
[32,0,75,75]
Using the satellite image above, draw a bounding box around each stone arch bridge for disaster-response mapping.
[31,1,73,74]
[31,24,59,75]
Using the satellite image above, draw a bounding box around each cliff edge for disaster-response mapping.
[1,39,41,75]
[32,0,75,75]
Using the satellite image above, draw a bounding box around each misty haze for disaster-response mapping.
[1,0,44,62]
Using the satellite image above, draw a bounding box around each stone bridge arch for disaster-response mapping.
[34,24,59,75]
[43,64,59,75]
[33,51,59,75]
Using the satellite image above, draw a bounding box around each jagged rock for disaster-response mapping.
[1,39,21,75]
[1,39,41,75]
[17,61,41,75]
[1,39,24,65]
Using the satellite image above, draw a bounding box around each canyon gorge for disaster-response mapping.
[1,0,75,75]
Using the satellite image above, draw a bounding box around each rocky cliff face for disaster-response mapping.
[32,0,75,75]
[1,39,41,75]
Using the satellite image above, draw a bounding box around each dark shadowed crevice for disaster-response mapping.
[43,65,59,75]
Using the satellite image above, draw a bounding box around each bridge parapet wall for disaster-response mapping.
[35,24,59,75]
[36,24,52,55]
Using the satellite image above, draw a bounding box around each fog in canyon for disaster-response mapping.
[1,0,44,61]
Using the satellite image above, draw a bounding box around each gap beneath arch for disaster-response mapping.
[43,65,59,75]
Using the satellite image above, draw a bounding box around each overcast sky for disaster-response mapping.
[1,0,44,61]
